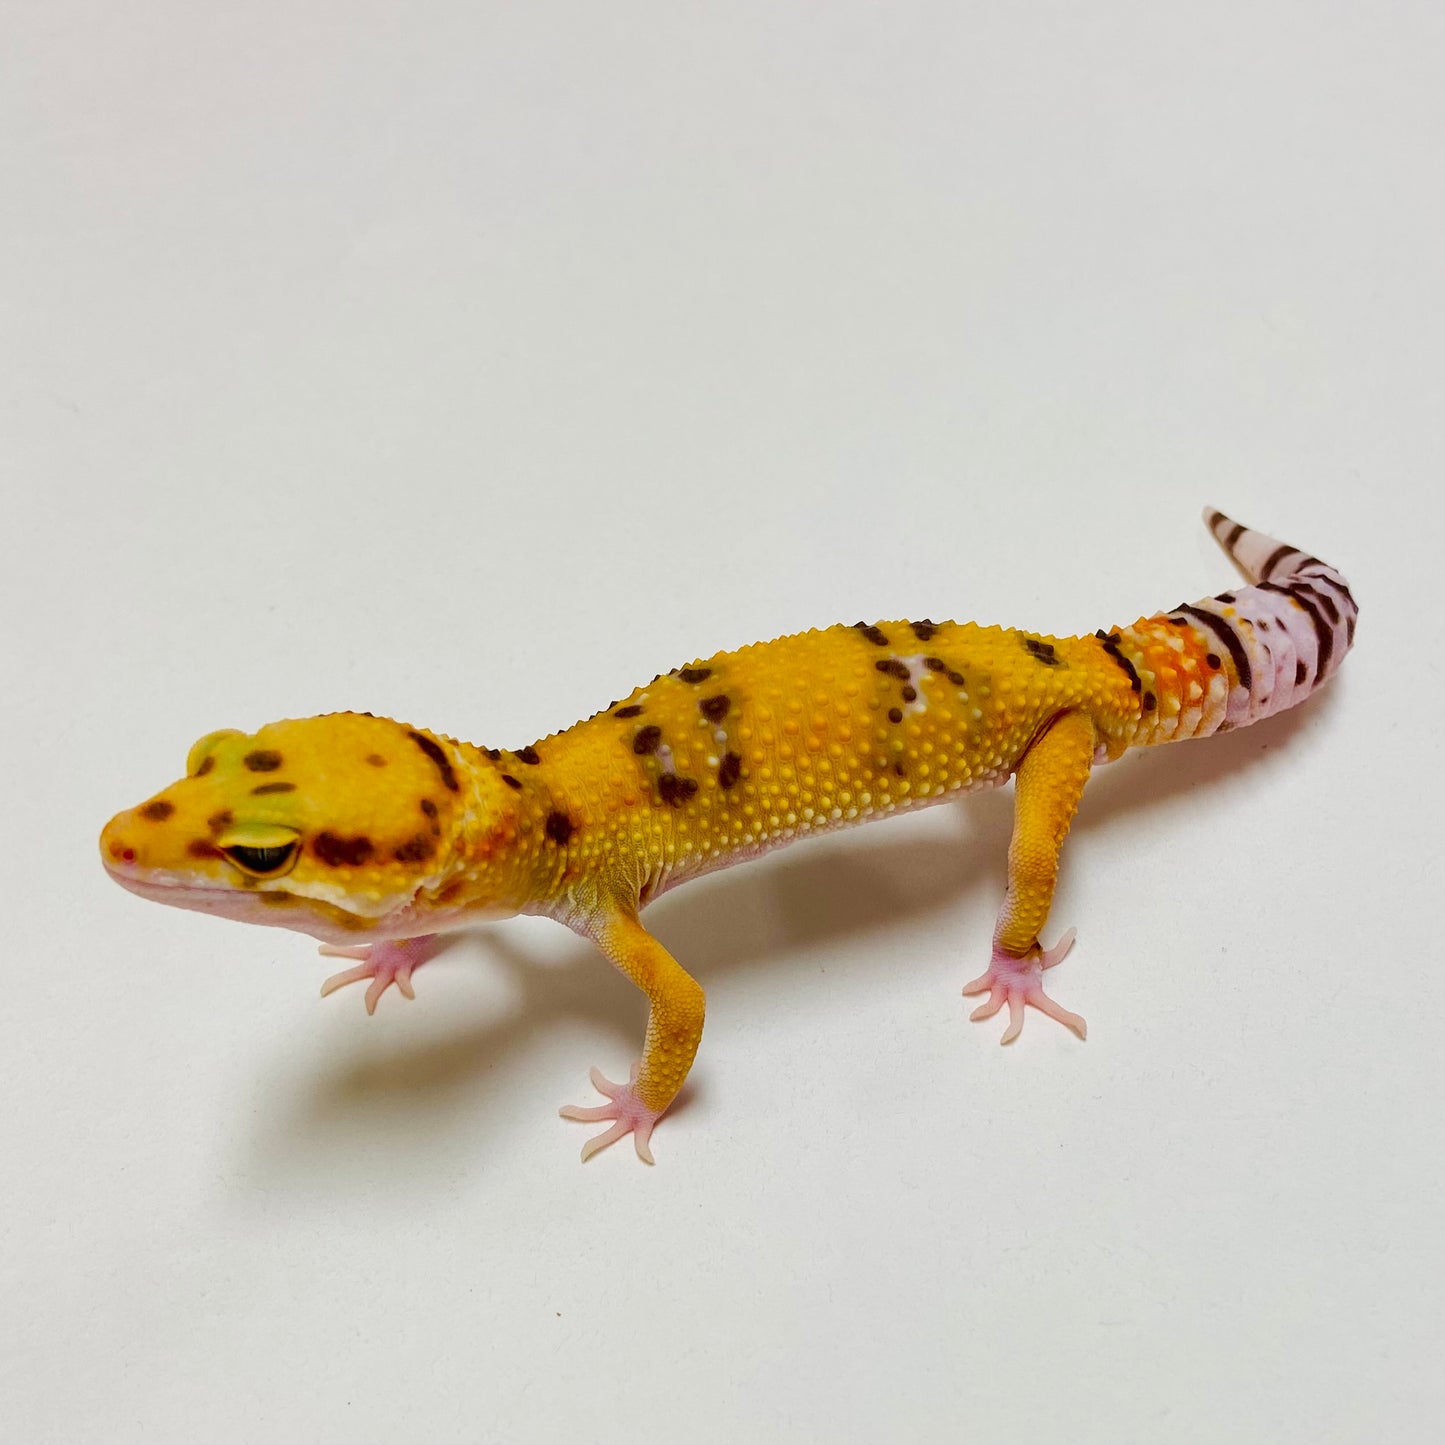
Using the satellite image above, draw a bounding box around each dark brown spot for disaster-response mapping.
[406,731,459,791]
[187,839,220,859]
[365,753,387,767]
[1142,691,1156,711]
[717,752,742,789]
[544,810,576,845]
[924,657,947,672]
[614,704,644,718]
[394,834,436,863]
[875,659,910,680]
[485,747,502,761]
[888,707,904,724]
[633,725,663,755]
[901,686,917,702]
[501,774,522,790]
[1216,592,1236,605]
[911,620,938,641]
[658,774,699,806]
[1224,523,1244,548]
[420,799,438,819]
[514,746,541,766]
[195,755,215,777]
[1205,653,1221,669]
[854,622,889,647]
[140,800,174,821]
[1022,637,1061,665]
[258,891,293,906]
[893,762,906,777]
[313,832,375,867]
[947,670,965,687]
[699,695,731,723]
[677,666,712,684]
[251,782,295,795]
[243,750,283,772]
[207,810,233,835]
[1094,631,1142,692]
[1295,661,1307,685]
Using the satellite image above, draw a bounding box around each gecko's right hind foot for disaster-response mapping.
[962,930,1086,1045]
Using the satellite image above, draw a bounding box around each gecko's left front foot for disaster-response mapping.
[963,930,1086,1045]
[318,934,442,1014]
[559,1064,666,1164]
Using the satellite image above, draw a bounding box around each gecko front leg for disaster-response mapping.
[318,934,444,1014]
[560,908,706,1163]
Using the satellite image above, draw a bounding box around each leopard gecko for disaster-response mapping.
[100,509,1357,1163]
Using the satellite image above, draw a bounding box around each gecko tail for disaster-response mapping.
[1191,506,1358,726]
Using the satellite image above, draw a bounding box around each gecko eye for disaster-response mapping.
[222,842,299,876]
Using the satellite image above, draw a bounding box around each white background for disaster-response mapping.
[3,4,1442,1442]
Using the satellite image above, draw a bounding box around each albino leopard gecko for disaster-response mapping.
[101,509,1357,1162]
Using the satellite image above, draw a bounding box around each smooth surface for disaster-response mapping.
[3,4,1442,1442]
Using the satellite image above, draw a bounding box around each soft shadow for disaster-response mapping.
[248,690,1333,1175]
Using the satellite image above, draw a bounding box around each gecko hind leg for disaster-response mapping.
[318,934,443,1014]
[559,1064,665,1164]
[963,930,1086,1044]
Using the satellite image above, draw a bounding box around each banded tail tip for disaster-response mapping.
[1202,507,1303,585]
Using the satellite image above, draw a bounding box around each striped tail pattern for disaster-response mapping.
[1111,509,1358,750]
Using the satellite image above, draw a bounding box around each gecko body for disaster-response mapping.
[101,510,1357,1161]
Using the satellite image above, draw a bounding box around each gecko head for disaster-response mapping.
[100,713,515,941]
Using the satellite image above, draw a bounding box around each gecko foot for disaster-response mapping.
[962,929,1086,1045]
[318,934,442,1014]
[559,1064,665,1164]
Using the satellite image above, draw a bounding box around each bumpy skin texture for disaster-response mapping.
[101,511,1357,1162]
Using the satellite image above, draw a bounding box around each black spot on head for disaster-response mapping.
[888,707,904,724]
[544,810,576,845]
[140,800,174,821]
[188,839,220,859]
[947,670,966,687]
[195,755,216,777]
[243,750,283,773]
[313,832,374,868]
[924,657,947,672]
[501,774,522,790]
[658,774,699,806]
[514,746,541,766]
[1142,691,1156,710]
[394,834,435,863]
[251,782,295,795]
[699,695,731,723]
[614,704,644,718]
[911,620,938,641]
[677,666,712,684]
[875,659,910,680]
[717,752,742,789]
[901,685,917,703]
[854,622,890,647]
[365,754,387,767]
[633,725,662,755]
[207,810,233,835]
[406,731,460,791]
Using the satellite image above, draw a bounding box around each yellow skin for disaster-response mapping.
[101,511,1357,1163]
